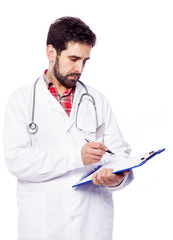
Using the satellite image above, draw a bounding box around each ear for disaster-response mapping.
[46,45,57,63]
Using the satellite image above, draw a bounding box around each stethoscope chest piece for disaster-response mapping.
[27,122,38,134]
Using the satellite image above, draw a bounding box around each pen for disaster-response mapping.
[85,138,115,155]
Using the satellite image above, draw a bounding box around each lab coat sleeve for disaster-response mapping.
[107,170,134,192]
[3,91,83,183]
[99,94,134,191]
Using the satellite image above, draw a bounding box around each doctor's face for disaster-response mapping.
[53,42,92,88]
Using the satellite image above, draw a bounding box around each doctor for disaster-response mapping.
[4,17,133,240]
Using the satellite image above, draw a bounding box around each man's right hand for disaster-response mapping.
[81,142,107,165]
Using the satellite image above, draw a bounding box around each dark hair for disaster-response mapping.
[46,16,96,54]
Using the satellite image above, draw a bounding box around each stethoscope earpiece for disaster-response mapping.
[27,122,38,134]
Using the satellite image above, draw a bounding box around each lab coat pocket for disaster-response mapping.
[17,192,46,238]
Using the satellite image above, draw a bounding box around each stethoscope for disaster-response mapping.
[27,78,98,134]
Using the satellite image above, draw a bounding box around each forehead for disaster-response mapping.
[61,41,92,58]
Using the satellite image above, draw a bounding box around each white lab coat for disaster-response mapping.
[3,76,133,240]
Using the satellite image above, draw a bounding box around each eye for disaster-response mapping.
[70,57,78,62]
[83,59,87,66]
[71,58,77,62]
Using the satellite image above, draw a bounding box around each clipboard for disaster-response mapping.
[72,148,165,188]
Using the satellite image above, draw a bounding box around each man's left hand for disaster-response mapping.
[92,168,130,187]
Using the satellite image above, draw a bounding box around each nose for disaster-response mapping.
[74,61,84,74]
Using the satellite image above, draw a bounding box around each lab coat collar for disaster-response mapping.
[35,76,86,131]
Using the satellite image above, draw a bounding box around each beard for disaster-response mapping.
[53,57,81,88]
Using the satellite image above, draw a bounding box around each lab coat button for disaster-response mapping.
[69,170,75,175]
[71,216,76,221]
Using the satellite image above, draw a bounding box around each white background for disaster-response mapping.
[0,0,172,239]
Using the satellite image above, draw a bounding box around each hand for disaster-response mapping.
[92,168,130,187]
[81,142,107,165]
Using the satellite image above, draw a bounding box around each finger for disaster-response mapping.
[84,147,106,161]
[92,172,106,185]
[82,144,106,165]
[97,168,113,180]
[92,172,101,185]
[116,170,130,177]
[93,169,130,186]
[106,168,114,179]
[100,169,116,185]
[96,169,107,184]
[88,147,106,157]
[87,142,107,152]
[85,150,105,162]
[97,168,125,186]
[85,157,102,165]
[122,170,130,175]
[112,170,130,183]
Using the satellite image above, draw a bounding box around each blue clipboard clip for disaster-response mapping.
[140,148,165,162]
[112,148,166,174]
[135,148,166,169]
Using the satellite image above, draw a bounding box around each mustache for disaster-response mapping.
[67,73,81,78]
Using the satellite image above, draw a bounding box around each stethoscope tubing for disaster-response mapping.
[28,78,98,134]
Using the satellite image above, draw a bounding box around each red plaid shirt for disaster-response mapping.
[43,70,76,117]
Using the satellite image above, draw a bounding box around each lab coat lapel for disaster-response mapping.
[36,76,69,117]
[36,77,85,131]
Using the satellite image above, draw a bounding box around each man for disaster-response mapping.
[4,17,133,240]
